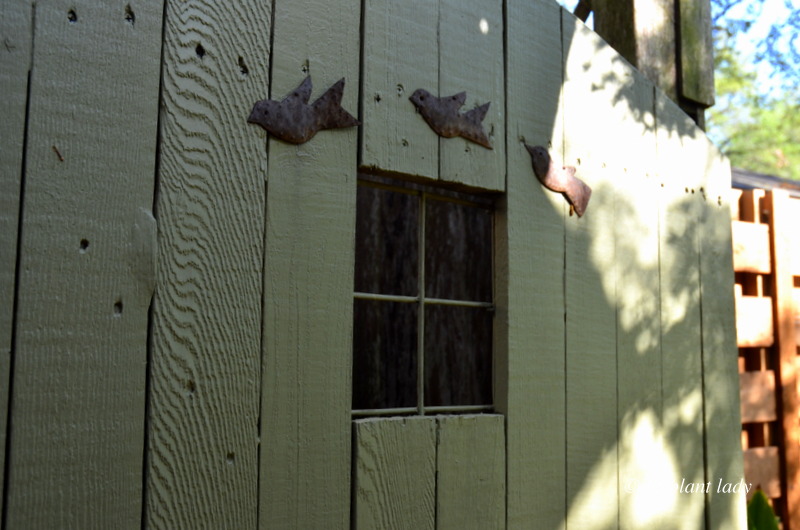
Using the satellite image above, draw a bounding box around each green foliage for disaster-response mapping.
[747,489,780,530]
[707,21,800,180]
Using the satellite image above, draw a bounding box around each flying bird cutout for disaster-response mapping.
[247,76,359,144]
[409,89,492,149]
[525,145,592,217]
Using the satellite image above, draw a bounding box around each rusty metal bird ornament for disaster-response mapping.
[525,145,592,217]
[409,89,492,149]
[247,76,359,144]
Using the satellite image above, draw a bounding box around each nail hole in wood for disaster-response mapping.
[226,452,235,464]
[114,299,123,316]
[196,44,205,58]
[79,239,89,253]
[238,56,249,76]
[68,9,78,23]
[124,5,135,25]
[186,379,196,395]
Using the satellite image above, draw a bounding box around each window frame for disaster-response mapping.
[352,173,496,417]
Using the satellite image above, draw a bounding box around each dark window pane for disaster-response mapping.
[425,198,492,302]
[424,304,492,407]
[354,185,419,296]
[353,299,418,409]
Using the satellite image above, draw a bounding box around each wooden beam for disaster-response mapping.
[732,221,772,274]
[743,447,781,500]
[765,190,800,530]
[735,296,775,348]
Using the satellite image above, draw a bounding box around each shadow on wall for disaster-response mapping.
[527,8,744,529]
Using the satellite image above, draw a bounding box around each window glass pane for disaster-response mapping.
[424,305,492,407]
[425,198,492,302]
[354,185,419,296]
[352,299,418,409]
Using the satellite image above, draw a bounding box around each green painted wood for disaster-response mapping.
[0,1,31,515]
[500,1,566,528]
[655,91,707,528]
[562,12,620,529]
[145,0,269,527]
[436,415,505,529]
[353,417,436,530]
[679,0,714,106]
[438,0,504,191]
[360,0,438,179]
[4,1,162,527]
[698,147,748,528]
[259,0,360,527]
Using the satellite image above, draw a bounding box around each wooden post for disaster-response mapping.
[592,0,714,128]
[766,190,800,529]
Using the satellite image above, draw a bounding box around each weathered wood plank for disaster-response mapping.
[145,0,269,526]
[4,1,162,527]
[259,0,360,527]
[360,0,438,179]
[655,91,707,528]
[679,0,715,106]
[732,220,771,274]
[743,447,780,500]
[735,296,774,348]
[674,98,746,528]
[765,190,800,530]
[500,1,566,527]
[0,0,31,515]
[438,0,504,191]
[436,415,505,529]
[740,371,777,423]
[353,417,436,530]
[562,12,619,529]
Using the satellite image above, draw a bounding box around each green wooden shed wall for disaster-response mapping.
[0,0,746,528]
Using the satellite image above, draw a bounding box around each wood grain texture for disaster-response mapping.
[562,12,622,529]
[765,190,800,530]
[4,1,162,527]
[145,0,269,527]
[0,0,31,515]
[698,143,747,528]
[678,0,715,106]
[500,1,566,527]
[353,417,436,530]
[438,0,504,191]
[436,415,505,529]
[259,0,359,527]
[655,91,707,529]
[360,0,438,179]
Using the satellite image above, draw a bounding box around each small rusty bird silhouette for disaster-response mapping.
[409,89,492,149]
[247,76,359,144]
[525,145,592,217]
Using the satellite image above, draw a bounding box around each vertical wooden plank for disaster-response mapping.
[655,91,707,529]
[438,0,505,191]
[765,190,800,530]
[4,1,162,527]
[0,1,31,514]
[611,85,669,527]
[561,12,619,529]
[145,0,268,526]
[500,0,566,528]
[678,0,714,107]
[360,0,438,179]
[260,0,359,527]
[699,148,747,528]
[436,415,505,529]
[353,417,436,530]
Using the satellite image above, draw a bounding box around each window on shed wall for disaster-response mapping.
[352,173,494,416]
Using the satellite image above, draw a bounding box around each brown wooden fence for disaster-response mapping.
[733,188,800,528]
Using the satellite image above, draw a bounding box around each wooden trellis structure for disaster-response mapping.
[733,188,800,528]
